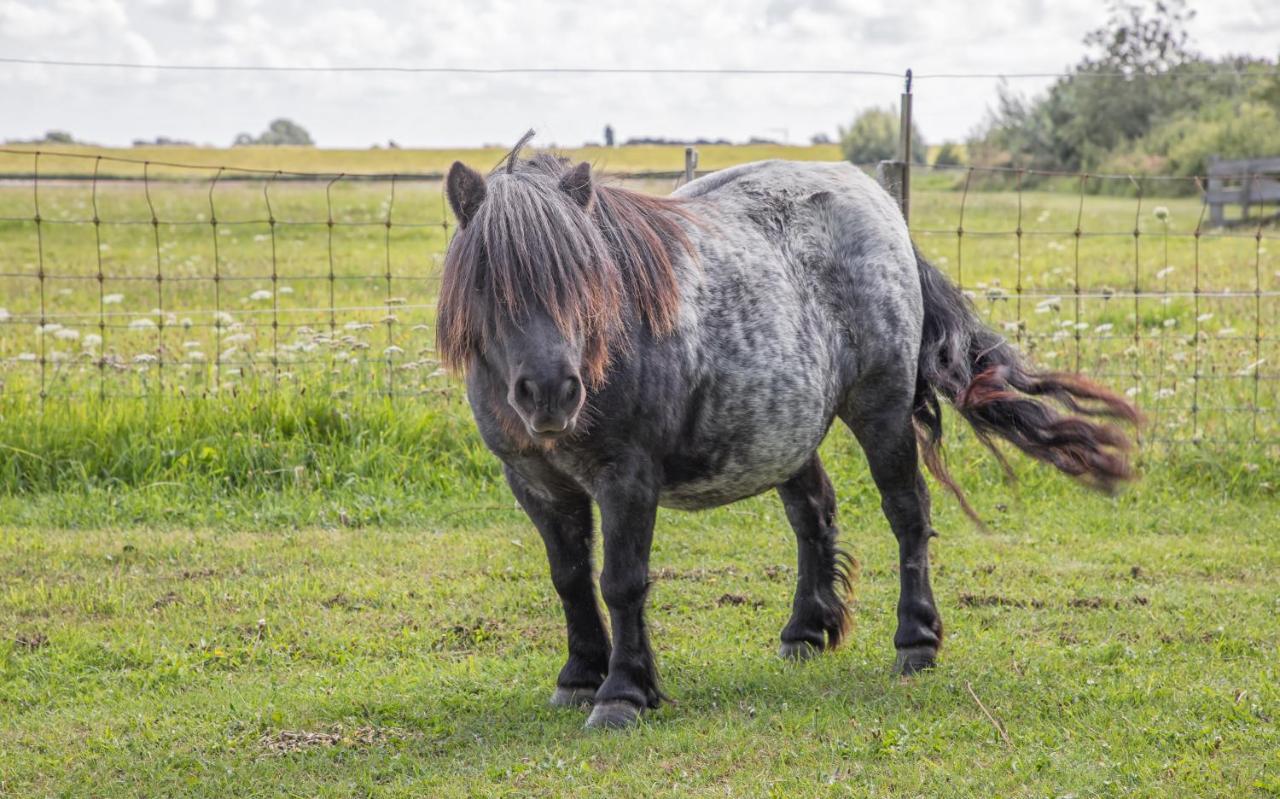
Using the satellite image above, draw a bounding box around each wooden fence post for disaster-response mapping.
[684,146,699,184]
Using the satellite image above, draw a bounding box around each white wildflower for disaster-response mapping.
[37,323,63,335]
[1196,313,1213,322]
[1095,323,1114,334]
[54,328,80,341]
[1155,267,1175,280]
[128,318,156,330]
[1153,206,1169,221]
[17,352,37,362]
[0,307,9,322]
[248,290,272,301]
[383,345,404,357]
[133,353,158,364]
[103,293,124,305]
[83,334,102,348]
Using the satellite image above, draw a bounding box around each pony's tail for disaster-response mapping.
[911,247,1141,521]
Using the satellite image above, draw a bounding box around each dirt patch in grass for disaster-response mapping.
[151,592,181,609]
[651,566,742,582]
[258,725,400,755]
[13,630,49,650]
[715,593,765,609]
[959,594,1151,610]
[958,593,1046,609]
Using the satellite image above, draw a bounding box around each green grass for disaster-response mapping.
[0,394,1277,796]
[2,172,1275,441]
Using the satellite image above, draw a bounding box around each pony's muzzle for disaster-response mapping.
[510,373,584,439]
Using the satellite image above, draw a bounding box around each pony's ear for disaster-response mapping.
[558,162,594,210]
[446,161,486,228]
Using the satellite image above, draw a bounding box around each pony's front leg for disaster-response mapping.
[504,466,611,708]
[585,461,661,730]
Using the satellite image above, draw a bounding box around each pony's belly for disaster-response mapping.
[657,472,798,510]
[657,424,827,511]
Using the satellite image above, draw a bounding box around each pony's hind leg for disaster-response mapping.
[842,404,944,674]
[504,466,611,708]
[777,454,853,660]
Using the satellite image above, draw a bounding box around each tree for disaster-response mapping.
[231,119,314,146]
[604,124,615,147]
[973,0,1203,171]
[810,132,833,145]
[1081,0,1195,76]
[839,107,926,165]
[933,142,964,167]
[259,119,314,146]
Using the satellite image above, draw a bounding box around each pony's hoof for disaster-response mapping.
[549,686,597,708]
[894,646,938,675]
[779,640,822,661]
[584,700,642,730]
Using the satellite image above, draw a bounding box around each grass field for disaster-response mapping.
[1,145,1278,795]
[0,143,846,178]
[1,406,1278,796]
[0,156,1275,441]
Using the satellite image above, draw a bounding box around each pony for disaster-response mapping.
[437,133,1139,729]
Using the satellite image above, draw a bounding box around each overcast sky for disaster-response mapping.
[2,0,1277,148]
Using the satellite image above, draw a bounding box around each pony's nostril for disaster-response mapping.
[559,376,582,407]
[515,378,538,407]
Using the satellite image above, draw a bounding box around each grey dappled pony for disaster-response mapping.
[437,134,1139,729]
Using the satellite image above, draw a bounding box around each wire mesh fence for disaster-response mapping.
[0,147,1276,444]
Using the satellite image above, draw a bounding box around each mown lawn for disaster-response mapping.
[1,405,1277,796]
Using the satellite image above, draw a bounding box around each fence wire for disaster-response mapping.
[0,148,1275,445]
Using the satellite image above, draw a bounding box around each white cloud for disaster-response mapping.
[0,0,1275,147]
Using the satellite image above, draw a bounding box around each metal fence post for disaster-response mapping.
[684,146,698,184]
[898,68,913,223]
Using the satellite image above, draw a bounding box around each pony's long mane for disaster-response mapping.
[437,146,694,386]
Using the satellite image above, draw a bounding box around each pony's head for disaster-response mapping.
[436,133,690,442]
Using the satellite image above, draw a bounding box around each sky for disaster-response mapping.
[2,0,1278,149]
